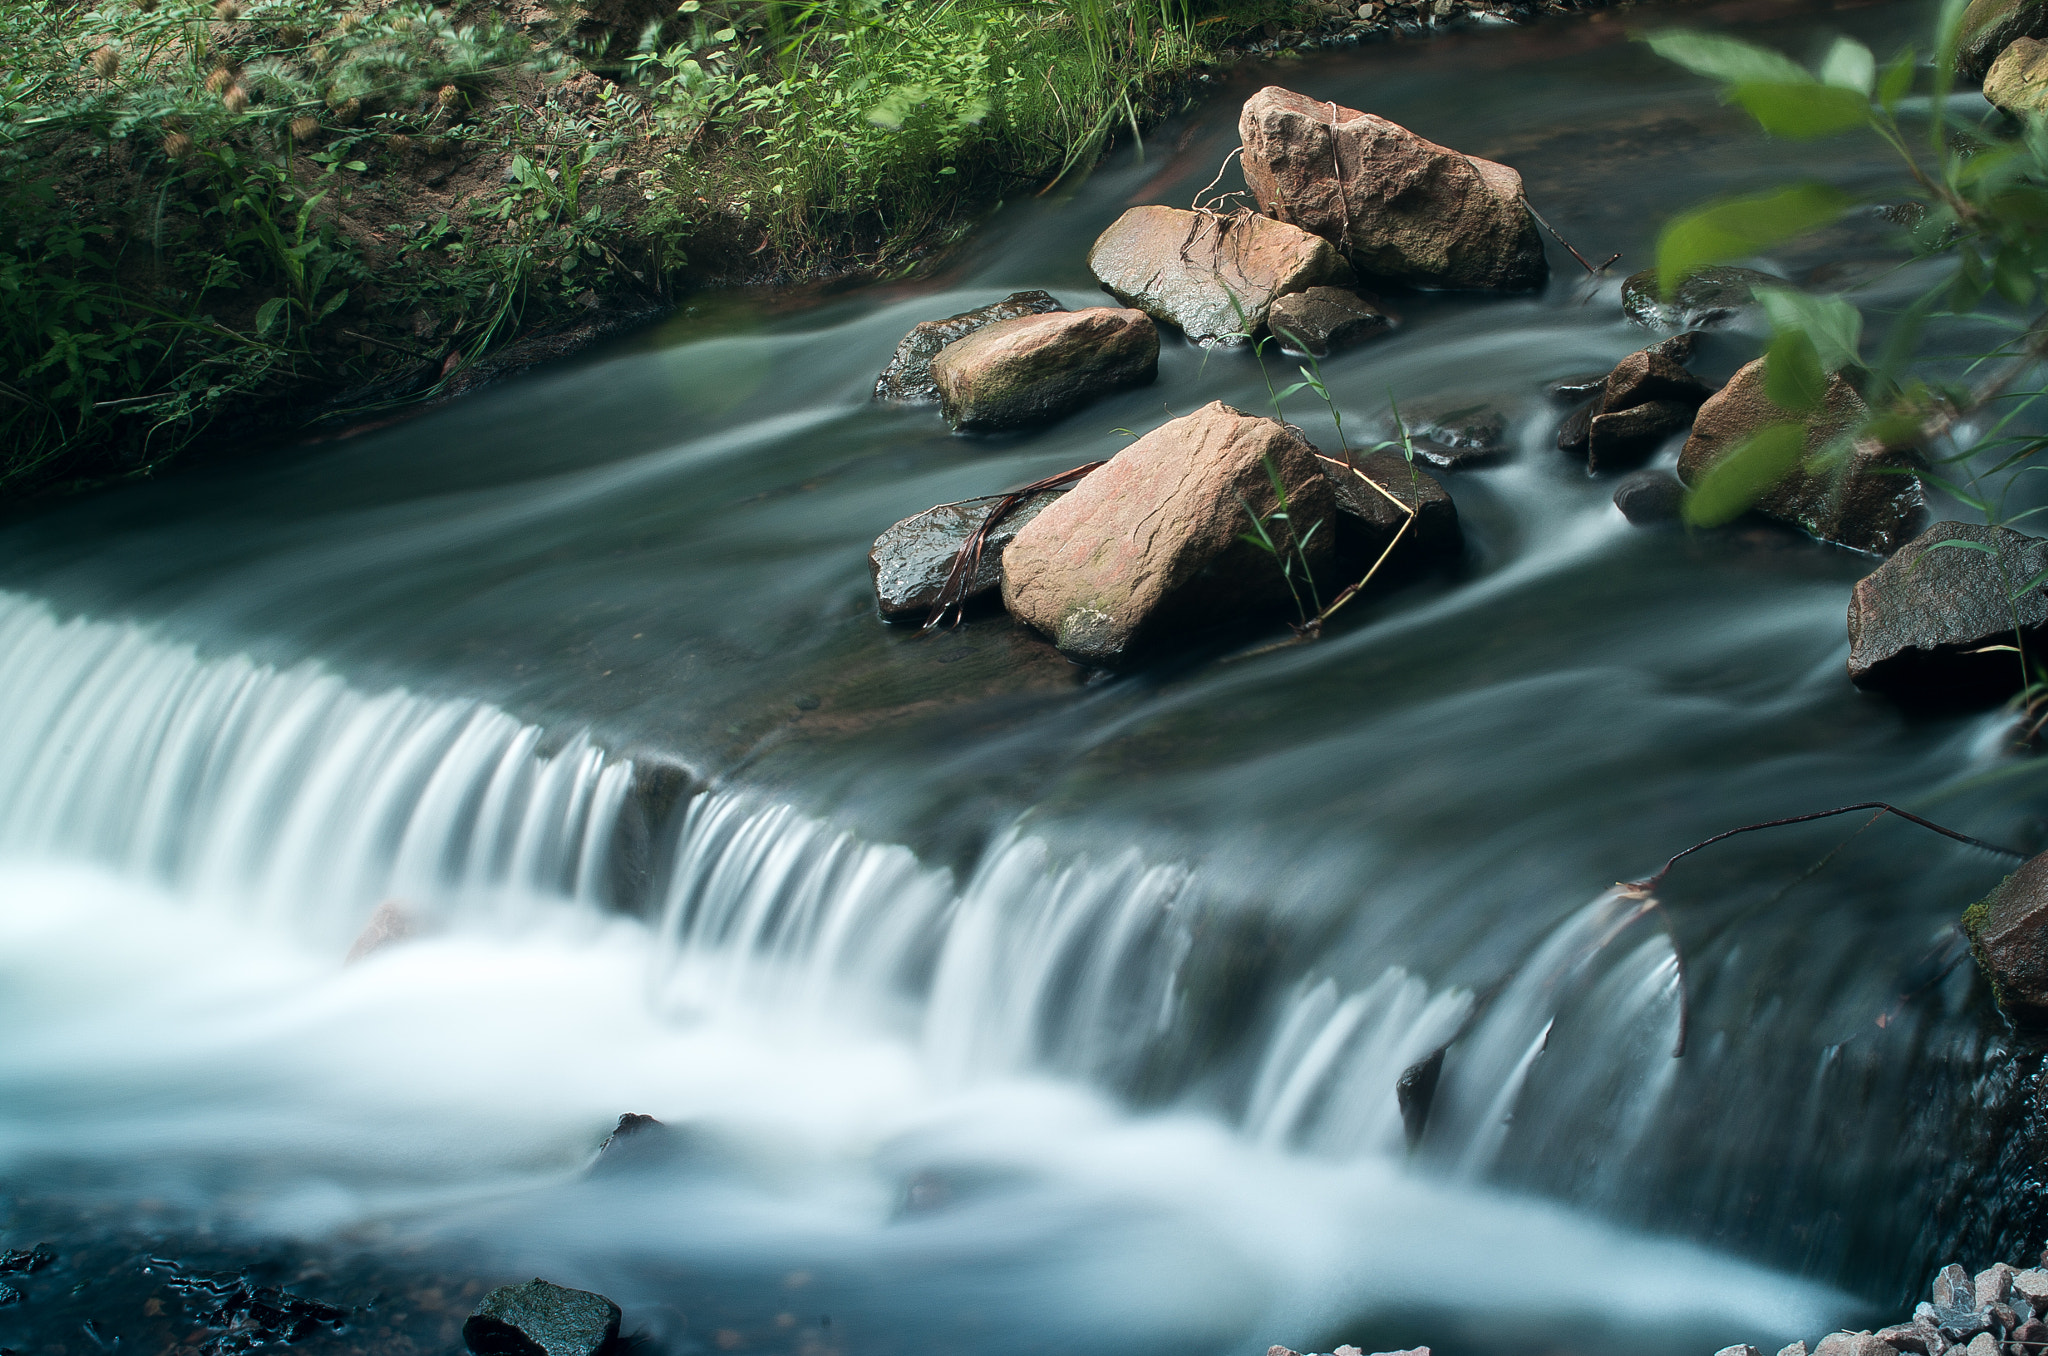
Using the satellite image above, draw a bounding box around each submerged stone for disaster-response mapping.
[873,291,1065,402]
[465,1279,621,1356]
[1318,450,1462,569]
[1613,469,1686,524]
[1621,266,1784,331]
[1398,399,1508,469]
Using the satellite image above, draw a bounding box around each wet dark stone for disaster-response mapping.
[0,1248,51,1276]
[1396,1046,1446,1149]
[1613,469,1686,525]
[159,1262,349,1356]
[1966,852,2048,1029]
[1557,398,1596,455]
[1546,372,1607,404]
[1587,399,1695,474]
[1266,285,1392,356]
[1846,521,2048,709]
[1621,265,1784,331]
[465,1279,621,1356]
[869,487,1070,623]
[873,291,1066,403]
[1400,400,1508,469]
[1602,349,1712,413]
[1317,451,1463,571]
[590,1113,691,1177]
[0,1284,18,1308]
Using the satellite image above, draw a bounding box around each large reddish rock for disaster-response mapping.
[1677,357,1925,555]
[1238,86,1545,293]
[1846,520,2048,707]
[1086,205,1352,344]
[1001,401,1335,665]
[1965,851,2048,1027]
[929,307,1157,431]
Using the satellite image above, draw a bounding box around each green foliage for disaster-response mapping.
[1237,453,1324,625]
[1682,422,1808,527]
[1653,183,1854,297]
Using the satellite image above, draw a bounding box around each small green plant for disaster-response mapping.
[1237,452,1325,627]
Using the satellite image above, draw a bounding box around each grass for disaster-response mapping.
[0,0,1311,505]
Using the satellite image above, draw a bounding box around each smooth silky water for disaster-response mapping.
[2,2,2043,1352]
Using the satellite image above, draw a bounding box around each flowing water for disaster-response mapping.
[4,2,2046,1353]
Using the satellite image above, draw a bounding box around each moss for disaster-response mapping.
[1964,878,2015,1014]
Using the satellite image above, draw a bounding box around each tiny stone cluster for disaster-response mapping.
[1714,1259,2048,1356]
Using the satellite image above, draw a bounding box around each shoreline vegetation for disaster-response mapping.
[0,0,1599,507]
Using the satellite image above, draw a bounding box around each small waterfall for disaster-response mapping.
[0,591,635,942]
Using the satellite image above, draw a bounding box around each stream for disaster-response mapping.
[4,2,2047,1354]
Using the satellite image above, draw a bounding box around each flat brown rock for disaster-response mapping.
[1238,86,1545,292]
[1846,519,2048,707]
[1677,357,1925,555]
[1986,35,2048,112]
[873,291,1065,402]
[929,307,1157,431]
[1001,401,1335,666]
[1266,286,1391,356]
[1086,205,1351,344]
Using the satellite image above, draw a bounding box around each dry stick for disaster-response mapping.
[1190,145,1243,213]
[1518,194,1616,278]
[1229,456,1418,660]
[921,460,1107,631]
[1619,801,2028,897]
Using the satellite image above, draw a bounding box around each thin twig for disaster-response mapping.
[1519,194,1612,278]
[1620,802,2028,895]
[1190,145,1243,212]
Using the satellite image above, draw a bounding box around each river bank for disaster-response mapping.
[0,0,1617,510]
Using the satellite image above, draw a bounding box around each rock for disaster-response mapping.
[1317,450,1463,569]
[0,1245,53,1274]
[1716,1346,1765,1356]
[1777,1345,1810,1356]
[1650,331,1704,365]
[1086,205,1352,344]
[1677,358,1925,555]
[1399,400,1508,469]
[1267,286,1392,356]
[345,899,414,963]
[590,1112,687,1176]
[929,307,1157,431]
[1845,521,2048,706]
[1588,400,1695,473]
[2013,1270,2048,1311]
[2010,1318,2048,1352]
[1396,1046,1446,1148]
[1000,401,1337,666]
[1604,349,1713,412]
[1622,266,1785,331]
[1238,85,1546,292]
[869,487,1070,622]
[1940,1266,1983,1314]
[1959,0,2048,80]
[465,1279,621,1356]
[1815,1334,1896,1356]
[1985,36,2048,112]
[1547,372,1609,404]
[1964,850,2048,1026]
[1964,1334,1999,1356]
[1558,399,1597,455]
[874,291,1065,402]
[1614,469,1687,524]
[1874,1321,1946,1355]
[1980,1266,2019,1307]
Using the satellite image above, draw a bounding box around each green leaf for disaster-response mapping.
[1819,36,1876,92]
[1922,537,1999,557]
[1683,422,1809,526]
[1765,329,1827,412]
[1877,47,1915,111]
[316,288,349,320]
[1656,182,1854,297]
[254,296,288,335]
[1727,81,1871,138]
[1644,29,1810,85]
[344,159,367,171]
[1755,287,1863,371]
